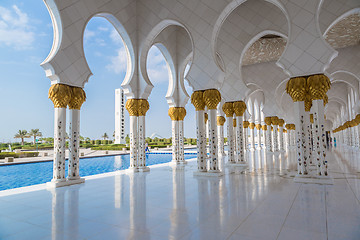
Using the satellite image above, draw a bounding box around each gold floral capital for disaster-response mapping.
[243,121,249,128]
[48,84,72,108]
[307,74,331,101]
[286,77,306,102]
[222,102,234,117]
[271,116,279,125]
[191,91,205,111]
[203,89,221,109]
[217,116,226,126]
[255,124,261,130]
[264,117,272,125]
[69,87,86,110]
[278,119,285,127]
[125,99,149,116]
[249,122,255,129]
[262,125,267,131]
[233,101,247,116]
[168,107,186,121]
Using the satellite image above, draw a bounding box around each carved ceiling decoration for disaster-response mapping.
[241,13,360,66]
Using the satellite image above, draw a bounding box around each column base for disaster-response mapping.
[226,162,248,168]
[126,167,139,173]
[193,171,224,177]
[138,166,150,172]
[46,177,85,188]
[169,161,188,167]
[294,174,334,185]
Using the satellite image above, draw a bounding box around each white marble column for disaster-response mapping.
[52,107,67,183]
[68,109,82,181]
[129,115,138,170]
[262,125,268,150]
[249,123,255,151]
[171,120,179,164]
[267,126,272,152]
[236,116,245,162]
[227,115,235,164]
[196,110,206,172]
[208,108,220,173]
[279,125,285,151]
[179,120,185,164]
[312,99,328,176]
[217,116,226,157]
[294,101,308,175]
[256,124,262,150]
[272,122,279,152]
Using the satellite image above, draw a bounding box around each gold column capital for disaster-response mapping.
[271,126,274,131]
[286,76,307,102]
[262,125,267,131]
[191,91,205,111]
[217,116,226,126]
[278,119,285,127]
[68,87,86,110]
[307,74,331,101]
[168,107,186,121]
[125,99,149,116]
[204,112,208,124]
[203,89,221,109]
[243,121,249,128]
[264,117,272,125]
[233,118,236,127]
[255,124,261,130]
[310,114,314,123]
[249,122,255,129]
[271,116,279,125]
[233,101,247,116]
[48,84,72,108]
[222,102,234,117]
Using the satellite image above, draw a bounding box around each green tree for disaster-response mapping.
[102,133,108,140]
[125,134,130,144]
[29,129,42,145]
[14,130,30,145]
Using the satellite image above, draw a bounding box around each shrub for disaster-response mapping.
[95,140,101,145]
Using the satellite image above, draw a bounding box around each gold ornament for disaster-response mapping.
[168,107,186,121]
[191,91,205,111]
[68,87,86,110]
[243,121,249,128]
[264,117,272,125]
[204,113,208,123]
[278,119,285,127]
[310,114,314,124]
[271,126,274,131]
[271,116,279,125]
[323,94,328,106]
[48,84,72,108]
[286,77,307,102]
[262,125,267,130]
[255,124,261,130]
[233,101,247,116]
[307,74,331,101]
[203,89,221,109]
[217,116,226,126]
[233,118,237,127]
[285,124,291,130]
[138,99,149,116]
[222,102,234,117]
[126,99,139,116]
[249,122,255,129]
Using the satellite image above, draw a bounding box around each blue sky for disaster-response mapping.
[0,1,196,143]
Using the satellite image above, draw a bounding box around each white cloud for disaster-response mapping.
[98,26,108,32]
[84,29,95,41]
[106,47,127,74]
[146,46,170,84]
[0,5,35,50]
[110,29,122,44]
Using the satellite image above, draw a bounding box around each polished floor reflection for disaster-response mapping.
[0,148,359,240]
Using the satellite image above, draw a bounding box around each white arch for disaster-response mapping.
[211,0,290,71]
[323,8,360,36]
[139,19,194,100]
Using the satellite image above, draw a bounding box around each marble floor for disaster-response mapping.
[0,147,359,240]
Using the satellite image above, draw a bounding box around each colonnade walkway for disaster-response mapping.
[0,148,359,240]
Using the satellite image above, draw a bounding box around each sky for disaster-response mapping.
[0,1,196,143]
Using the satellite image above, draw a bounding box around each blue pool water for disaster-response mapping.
[0,153,196,191]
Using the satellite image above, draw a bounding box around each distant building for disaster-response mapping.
[115,88,125,144]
